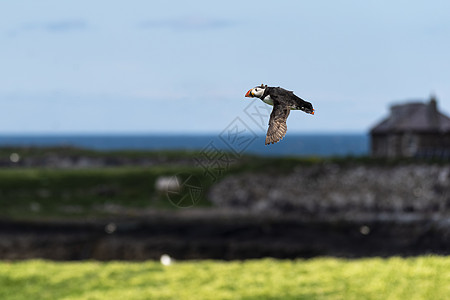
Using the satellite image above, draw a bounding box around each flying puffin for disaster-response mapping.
[245,84,314,145]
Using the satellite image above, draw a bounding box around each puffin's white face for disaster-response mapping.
[245,85,266,98]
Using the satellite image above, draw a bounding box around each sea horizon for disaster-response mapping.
[0,132,369,157]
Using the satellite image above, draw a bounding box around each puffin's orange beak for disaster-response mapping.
[245,89,253,98]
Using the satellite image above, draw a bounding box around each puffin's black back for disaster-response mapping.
[267,86,314,113]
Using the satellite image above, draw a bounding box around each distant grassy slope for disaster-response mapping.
[0,146,201,160]
[1,256,449,300]
[0,147,336,219]
[0,166,212,219]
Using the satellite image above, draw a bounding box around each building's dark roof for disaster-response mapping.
[371,98,450,134]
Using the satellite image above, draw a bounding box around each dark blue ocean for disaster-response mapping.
[0,133,369,157]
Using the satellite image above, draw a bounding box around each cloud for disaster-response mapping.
[8,20,87,36]
[42,20,87,32]
[139,16,234,31]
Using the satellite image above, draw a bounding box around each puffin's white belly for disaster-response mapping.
[262,95,273,106]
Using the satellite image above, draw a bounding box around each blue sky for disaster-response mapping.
[1,0,450,134]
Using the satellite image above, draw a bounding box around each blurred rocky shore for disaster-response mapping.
[210,164,450,216]
[1,209,450,260]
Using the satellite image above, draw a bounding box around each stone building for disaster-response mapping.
[370,96,450,158]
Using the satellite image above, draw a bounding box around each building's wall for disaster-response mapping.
[371,132,450,158]
[416,133,450,158]
[370,134,384,157]
[401,132,419,157]
[371,133,405,158]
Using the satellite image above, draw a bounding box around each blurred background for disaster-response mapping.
[1,1,450,299]
[1,1,449,136]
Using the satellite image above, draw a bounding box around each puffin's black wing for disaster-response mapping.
[271,87,314,114]
[266,102,290,145]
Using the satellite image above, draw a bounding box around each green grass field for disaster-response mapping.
[1,256,449,300]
